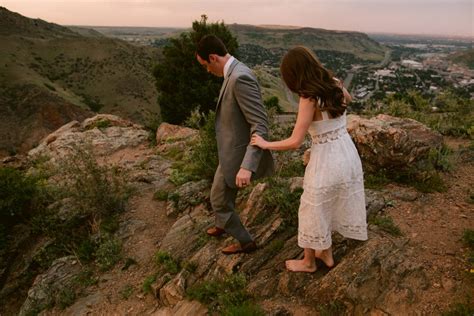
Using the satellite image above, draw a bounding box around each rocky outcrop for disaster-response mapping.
[18,256,82,316]
[156,123,198,144]
[155,122,199,153]
[28,114,148,162]
[151,177,391,311]
[347,114,443,172]
[166,180,211,217]
[151,299,208,316]
[304,235,428,315]
[6,114,454,315]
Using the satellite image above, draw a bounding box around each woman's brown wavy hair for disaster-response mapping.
[280,46,346,117]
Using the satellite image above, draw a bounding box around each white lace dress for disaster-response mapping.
[298,111,368,250]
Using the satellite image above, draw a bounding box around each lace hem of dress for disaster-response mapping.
[336,224,368,240]
[311,125,348,144]
[298,231,332,250]
[298,226,368,250]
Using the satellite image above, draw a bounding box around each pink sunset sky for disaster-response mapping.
[1,0,473,37]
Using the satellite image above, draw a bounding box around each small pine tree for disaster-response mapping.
[154,15,238,124]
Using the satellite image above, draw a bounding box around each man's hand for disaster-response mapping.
[236,168,252,188]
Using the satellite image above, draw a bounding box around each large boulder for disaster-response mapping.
[18,256,82,316]
[156,123,198,144]
[28,114,148,162]
[347,114,443,172]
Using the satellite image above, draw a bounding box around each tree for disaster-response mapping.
[153,15,238,124]
[263,96,283,114]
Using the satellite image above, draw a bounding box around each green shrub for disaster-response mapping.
[261,178,302,231]
[187,273,254,314]
[76,238,97,263]
[60,144,132,220]
[187,110,218,181]
[57,288,76,309]
[0,167,43,218]
[264,96,283,114]
[142,274,157,294]
[462,229,474,248]
[74,268,98,287]
[164,110,218,185]
[371,91,474,137]
[153,190,169,201]
[369,216,402,236]
[182,261,198,273]
[275,151,306,178]
[144,116,161,147]
[266,239,285,257]
[154,251,180,274]
[224,302,265,316]
[364,167,447,193]
[442,303,474,316]
[120,284,134,300]
[96,236,122,271]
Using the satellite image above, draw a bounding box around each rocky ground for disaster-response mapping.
[1,115,472,315]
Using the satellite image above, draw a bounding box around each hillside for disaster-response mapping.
[1,114,472,315]
[0,7,161,156]
[229,24,386,62]
[450,49,474,69]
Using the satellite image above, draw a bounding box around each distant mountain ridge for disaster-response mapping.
[0,7,161,156]
[228,24,386,61]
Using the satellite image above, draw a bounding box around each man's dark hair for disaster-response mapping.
[196,35,228,62]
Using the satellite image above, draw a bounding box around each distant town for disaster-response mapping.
[348,34,473,107]
[92,26,474,109]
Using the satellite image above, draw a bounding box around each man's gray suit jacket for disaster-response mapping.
[215,58,274,188]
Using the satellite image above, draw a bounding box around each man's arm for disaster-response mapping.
[233,72,269,173]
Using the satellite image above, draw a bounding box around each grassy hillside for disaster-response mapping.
[450,49,474,69]
[253,66,297,112]
[229,24,386,62]
[0,7,161,155]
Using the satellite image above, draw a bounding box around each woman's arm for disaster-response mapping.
[251,97,315,151]
[343,87,352,104]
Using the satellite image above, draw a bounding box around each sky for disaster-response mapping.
[1,0,473,37]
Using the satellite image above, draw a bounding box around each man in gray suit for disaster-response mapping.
[196,35,274,254]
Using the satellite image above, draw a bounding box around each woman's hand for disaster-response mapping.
[250,133,268,149]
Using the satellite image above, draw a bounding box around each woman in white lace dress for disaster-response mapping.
[251,46,368,272]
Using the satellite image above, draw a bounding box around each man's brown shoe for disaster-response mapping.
[206,226,226,237]
[221,241,257,255]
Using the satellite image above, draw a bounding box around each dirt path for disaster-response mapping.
[43,186,176,316]
[385,140,473,314]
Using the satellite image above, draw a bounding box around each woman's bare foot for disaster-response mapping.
[315,248,334,268]
[285,259,317,273]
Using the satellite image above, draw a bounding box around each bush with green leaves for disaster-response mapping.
[368,90,473,138]
[154,15,238,124]
[154,251,181,274]
[369,215,402,236]
[363,144,452,193]
[261,178,303,231]
[187,273,262,315]
[167,110,218,183]
[28,144,131,278]
[0,166,51,252]
[264,96,283,114]
[0,167,46,219]
[60,144,132,220]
